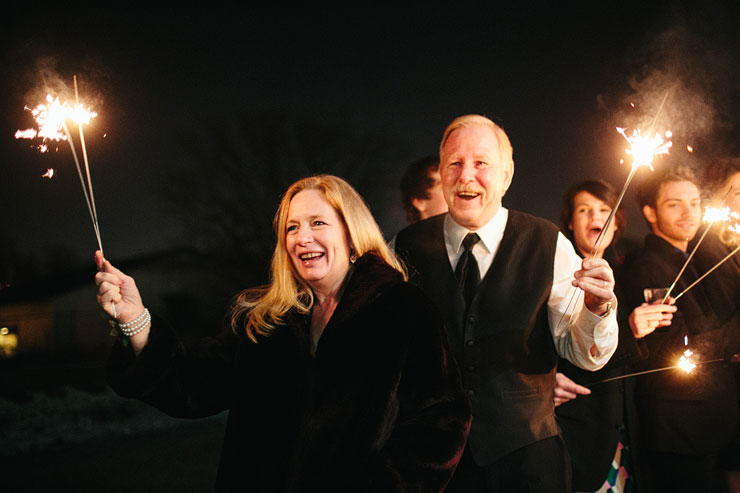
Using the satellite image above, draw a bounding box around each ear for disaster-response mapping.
[502,161,515,195]
[411,197,426,214]
[568,220,573,231]
[642,204,657,225]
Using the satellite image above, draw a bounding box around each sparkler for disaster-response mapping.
[660,199,736,303]
[587,352,730,387]
[15,76,115,317]
[673,241,740,301]
[15,77,103,252]
[556,92,672,331]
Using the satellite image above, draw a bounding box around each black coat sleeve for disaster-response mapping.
[106,313,239,419]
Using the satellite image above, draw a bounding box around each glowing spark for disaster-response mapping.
[41,168,55,179]
[617,127,673,170]
[15,129,37,139]
[15,94,97,152]
[678,349,697,374]
[687,145,694,152]
[703,206,737,223]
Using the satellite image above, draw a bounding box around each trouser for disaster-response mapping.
[445,435,571,493]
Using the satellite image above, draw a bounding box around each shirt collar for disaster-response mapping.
[444,206,509,254]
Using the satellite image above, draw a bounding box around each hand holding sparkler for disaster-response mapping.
[572,258,616,316]
[94,251,150,353]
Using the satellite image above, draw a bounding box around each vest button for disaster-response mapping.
[467,364,475,372]
[467,315,477,324]
[466,340,474,347]
[466,389,475,398]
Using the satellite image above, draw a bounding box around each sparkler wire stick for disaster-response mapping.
[72,76,115,318]
[673,244,740,301]
[555,90,673,332]
[661,188,734,304]
[586,358,726,387]
[60,120,103,253]
[74,76,101,235]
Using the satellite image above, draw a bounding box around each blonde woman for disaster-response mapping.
[96,175,471,491]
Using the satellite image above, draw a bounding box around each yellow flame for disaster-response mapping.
[617,127,673,170]
[703,206,738,223]
[41,168,55,179]
[687,145,694,152]
[678,349,696,374]
[15,94,97,152]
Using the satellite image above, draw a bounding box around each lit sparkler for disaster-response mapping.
[660,200,736,303]
[556,92,673,332]
[678,349,697,374]
[41,168,55,179]
[16,77,116,317]
[15,76,103,253]
[674,237,740,301]
[587,352,727,387]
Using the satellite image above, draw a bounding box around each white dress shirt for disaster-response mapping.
[444,207,618,370]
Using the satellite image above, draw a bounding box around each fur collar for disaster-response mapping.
[328,251,404,328]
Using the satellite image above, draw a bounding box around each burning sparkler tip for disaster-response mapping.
[678,349,696,374]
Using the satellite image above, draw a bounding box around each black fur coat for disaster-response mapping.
[107,253,471,491]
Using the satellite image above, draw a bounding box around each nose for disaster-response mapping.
[458,161,476,183]
[296,225,313,245]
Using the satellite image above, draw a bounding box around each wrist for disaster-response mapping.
[118,308,151,337]
[591,297,615,318]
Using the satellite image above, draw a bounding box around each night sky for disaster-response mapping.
[2,4,739,279]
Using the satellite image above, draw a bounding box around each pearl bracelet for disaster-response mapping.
[118,308,149,328]
[118,308,151,337]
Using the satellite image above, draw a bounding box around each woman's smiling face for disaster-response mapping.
[285,189,352,295]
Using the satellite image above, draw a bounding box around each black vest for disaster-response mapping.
[395,211,560,464]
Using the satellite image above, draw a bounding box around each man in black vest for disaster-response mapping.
[394,114,619,492]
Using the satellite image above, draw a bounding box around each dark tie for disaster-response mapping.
[455,233,481,309]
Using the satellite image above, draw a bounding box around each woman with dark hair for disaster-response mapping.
[95,174,471,491]
[554,180,669,493]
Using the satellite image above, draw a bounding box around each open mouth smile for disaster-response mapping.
[456,190,481,200]
[299,252,324,261]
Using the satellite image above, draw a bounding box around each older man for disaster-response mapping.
[394,114,618,492]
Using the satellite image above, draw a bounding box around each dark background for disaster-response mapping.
[2,3,739,277]
[1,3,739,490]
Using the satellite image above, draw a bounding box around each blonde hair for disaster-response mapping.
[439,114,514,168]
[231,174,406,341]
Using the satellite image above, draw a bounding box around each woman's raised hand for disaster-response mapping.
[94,250,145,323]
